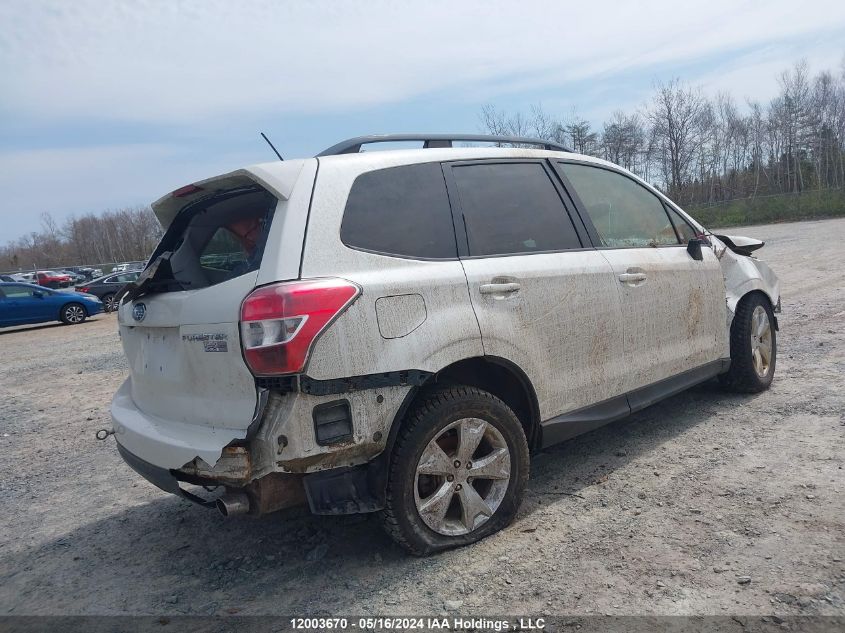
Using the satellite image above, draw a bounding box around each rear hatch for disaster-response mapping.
[117,162,309,431]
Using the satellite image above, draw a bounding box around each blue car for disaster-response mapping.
[0,282,103,327]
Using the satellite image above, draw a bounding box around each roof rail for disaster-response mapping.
[316,134,572,156]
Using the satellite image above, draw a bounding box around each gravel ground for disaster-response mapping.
[0,218,843,617]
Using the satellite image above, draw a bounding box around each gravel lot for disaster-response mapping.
[1,218,843,617]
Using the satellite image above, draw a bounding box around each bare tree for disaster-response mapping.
[1,207,162,272]
[648,79,710,200]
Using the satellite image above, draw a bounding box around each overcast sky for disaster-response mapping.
[2,0,844,241]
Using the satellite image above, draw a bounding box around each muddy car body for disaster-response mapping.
[110,135,780,554]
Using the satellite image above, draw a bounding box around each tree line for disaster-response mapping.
[480,57,845,208]
[4,55,843,272]
[1,207,162,272]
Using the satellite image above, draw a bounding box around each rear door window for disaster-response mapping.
[340,162,457,259]
[450,162,582,256]
[559,163,680,248]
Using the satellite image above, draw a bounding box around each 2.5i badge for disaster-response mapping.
[203,340,228,353]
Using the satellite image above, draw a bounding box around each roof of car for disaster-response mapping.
[316,134,573,156]
[313,146,586,165]
[0,281,49,289]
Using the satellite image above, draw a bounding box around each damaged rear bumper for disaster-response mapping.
[110,377,249,472]
[116,441,216,507]
[116,440,307,514]
[117,435,378,516]
[111,378,393,516]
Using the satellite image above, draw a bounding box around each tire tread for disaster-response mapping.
[381,385,527,555]
[720,293,775,393]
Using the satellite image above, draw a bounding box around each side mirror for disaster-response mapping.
[687,238,704,261]
[33,290,45,298]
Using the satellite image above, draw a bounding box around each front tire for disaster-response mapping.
[60,303,87,325]
[720,293,776,392]
[382,386,529,555]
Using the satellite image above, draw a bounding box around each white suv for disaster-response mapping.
[110,134,780,554]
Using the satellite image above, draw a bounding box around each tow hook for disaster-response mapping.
[95,428,115,441]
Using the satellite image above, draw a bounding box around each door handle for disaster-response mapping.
[479,282,521,295]
[618,273,647,283]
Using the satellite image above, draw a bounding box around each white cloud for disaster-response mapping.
[1,1,844,240]
[2,0,844,124]
[694,40,845,104]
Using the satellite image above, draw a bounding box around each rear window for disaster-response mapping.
[450,162,582,256]
[145,186,277,292]
[110,273,139,283]
[340,163,457,259]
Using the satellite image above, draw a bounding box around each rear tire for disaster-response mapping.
[719,292,776,393]
[60,303,87,325]
[381,386,529,555]
[102,293,117,312]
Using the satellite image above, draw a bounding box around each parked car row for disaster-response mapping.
[1,266,108,287]
[3,270,74,288]
[111,262,145,273]
[68,266,105,280]
[0,269,141,320]
[0,268,143,327]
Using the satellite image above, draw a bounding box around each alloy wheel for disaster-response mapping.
[414,418,511,536]
[65,305,85,323]
[750,305,772,378]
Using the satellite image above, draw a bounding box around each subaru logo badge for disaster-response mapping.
[132,302,146,322]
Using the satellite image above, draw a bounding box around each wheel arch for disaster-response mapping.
[367,355,541,505]
[728,282,777,315]
[730,288,778,333]
[724,250,780,319]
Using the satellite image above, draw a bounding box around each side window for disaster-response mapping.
[665,205,698,242]
[451,162,581,256]
[559,163,680,247]
[112,273,138,283]
[3,285,38,298]
[341,162,457,258]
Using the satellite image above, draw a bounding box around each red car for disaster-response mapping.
[36,270,72,289]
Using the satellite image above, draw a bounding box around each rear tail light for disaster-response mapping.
[239,278,361,376]
[78,287,89,293]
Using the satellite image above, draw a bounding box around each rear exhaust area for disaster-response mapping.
[214,473,307,518]
[216,492,250,517]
